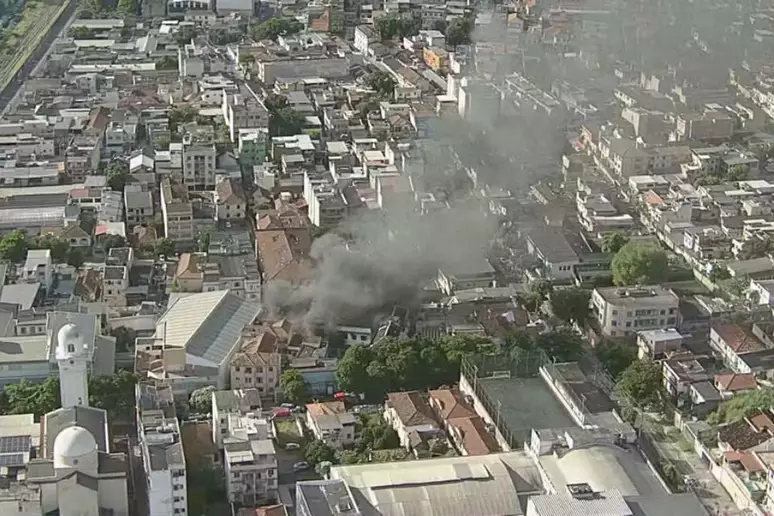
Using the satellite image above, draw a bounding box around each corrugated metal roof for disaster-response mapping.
[528,492,633,516]
[157,290,260,366]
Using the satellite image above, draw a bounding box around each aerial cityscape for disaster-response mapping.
[0,0,771,514]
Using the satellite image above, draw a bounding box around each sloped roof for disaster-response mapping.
[386,391,437,427]
[216,178,246,204]
[156,290,260,367]
[715,373,757,392]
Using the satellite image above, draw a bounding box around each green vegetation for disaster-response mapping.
[249,18,303,42]
[152,238,175,258]
[616,359,664,409]
[66,248,85,269]
[611,241,669,286]
[189,386,216,414]
[265,94,306,137]
[186,464,226,516]
[155,55,179,71]
[168,105,198,136]
[698,164,751,186]
[602,232,629,254]
[707,389,774,425]
[209,28,243,45]
[708,264,731,282]
[106,161,130,192]
[304,440,337,465]
[595,340,637,379]
[174,25,196,46]
[357,414,399,451]
[549,288,591,326]
[35,233,69,262]
[367,71,397,99]
[445,14,474,47]
[111,327,137,353]
[1,372,138,420]
[375,16,420,40]
[0,229,29,262]
[100,234,127,253]
[280,369,309,405]
[335,334,495,401]
[504,328,585,363]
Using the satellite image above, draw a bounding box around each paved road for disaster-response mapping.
[0,0,78,116]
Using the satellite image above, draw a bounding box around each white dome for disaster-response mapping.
[56,323,85,359]
[53,426,97,470]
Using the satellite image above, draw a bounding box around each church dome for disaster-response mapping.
[56,323,85,359]
[53,426,97,470]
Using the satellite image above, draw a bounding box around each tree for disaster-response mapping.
[432,20,448,33]
[174,25,196,46]
[375,16,420,40]
[238,53,255,68]
[367,71,396,99]
[89,371,137,421]
[187,465,226,516]
[616,359,664,409]
[250,18,303,42]
[4,377,59,417]
[611,242,669,286]
[708,264,731,282]
[35,234,69,262]
[549,288,591,326]
[727,164,749,182]
[602,232,629,254]
[445,16,473,47]
[0,230,29,263]
[189,386,216,414]
[155,56,178,71]
[106,162,130,192]
[530,279,553,301]
[66,248,85,269]
[359,415,400,451]
[197,230,211,252]
[68,26,93,38]
[504,328,584,363]
[153,238,175,258]
[595,340,637,379]
[100,234,127,253]
[117,0,135,14]
[708,388,774,425]
[280,369,308,405]
[440,334,496,365]
[111,327,137,352]
[304,440,337,465]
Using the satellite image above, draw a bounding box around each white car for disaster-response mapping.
[285,442,300,450]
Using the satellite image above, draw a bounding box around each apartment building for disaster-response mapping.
[160,178,195,244]
[170,252,261,300]
[591,286,681,338]
[303,172,347,228]
[124,184,154,225]
[216,396,278,505]
[136,382,188,516]
[230,330,282,398]
[212,388,263,449]
[214,177,247,221]
[182,138,217,191]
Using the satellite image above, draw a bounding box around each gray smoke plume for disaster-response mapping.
[265,200,498,329]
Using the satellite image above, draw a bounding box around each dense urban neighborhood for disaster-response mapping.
[0,0,774,515]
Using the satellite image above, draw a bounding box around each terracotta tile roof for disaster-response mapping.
[306,401,347,419]
[713,324,766,354]
[718,411,774,451]
[428,388,476,421]
[725,450,765,473]
[255,229,312,284]
[216,178,246,204]
[386,391,437,427]
[232,328,281,368]
[257,505,288,516]
[74,269,101,301]
[448,416,499,456]
[715,373,758,393]
[175,253,204,280]
[257,208,308,230]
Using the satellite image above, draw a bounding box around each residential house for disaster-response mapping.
[710,324,768,372]
[305,401,357,449]
[428,388,499,456]
[525,228,581,281]
[637,328,684,360]
[715,373,758,399]
[255,210,313,287]
[215,177,247,221]
[383,391,439,451]
[662,356,713,397]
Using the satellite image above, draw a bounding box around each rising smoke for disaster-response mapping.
[267,0,749,329]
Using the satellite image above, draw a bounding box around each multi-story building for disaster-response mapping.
[124,184,154,226]
[303,173,347,228]
[182,137,217,191]
[591,286,680,338]
[212,388,263,449]
[136,382,188,516]
[306,401,357,449]
[214,177,247,221]
[160,178,195,244]
[230,330,283,398]
[215,391,277,505]
[170,252,261,300]
[23,249,53,291]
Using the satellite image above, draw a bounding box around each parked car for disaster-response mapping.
[280,403,297,410]
[285,442,300,450]
[292,461,310,472]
